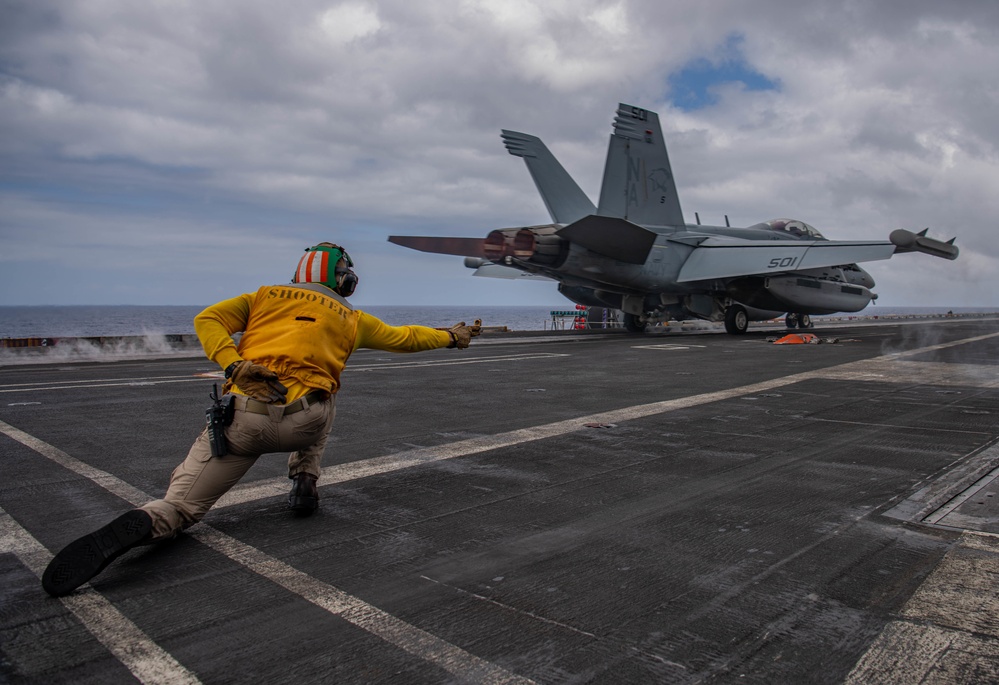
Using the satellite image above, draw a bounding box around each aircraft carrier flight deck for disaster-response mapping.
[2,316,999,684]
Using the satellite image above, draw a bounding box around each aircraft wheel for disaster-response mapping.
[785,313,799,329]
[724,305,749,335]
[623,313,646,333]
[799,314,813,328]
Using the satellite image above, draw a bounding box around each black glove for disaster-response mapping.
[229,361,288,403]
[446,319,482,349]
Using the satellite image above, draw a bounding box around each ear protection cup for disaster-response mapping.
[335,267,358,297]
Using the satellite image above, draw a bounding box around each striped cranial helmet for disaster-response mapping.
[292,243,358,297]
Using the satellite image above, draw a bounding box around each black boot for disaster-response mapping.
[42,509,152,597]
[288,473,319,515]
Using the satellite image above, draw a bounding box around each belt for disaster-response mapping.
[241,390,328,416]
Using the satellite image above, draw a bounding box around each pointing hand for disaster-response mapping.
[446,319,482,349]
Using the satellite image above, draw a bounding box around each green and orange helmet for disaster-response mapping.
[292,243,358,297]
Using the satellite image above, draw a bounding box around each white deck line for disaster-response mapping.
[0,420,535,685]
[0,506,203,685]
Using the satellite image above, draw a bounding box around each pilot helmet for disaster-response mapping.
[292,242,358,297]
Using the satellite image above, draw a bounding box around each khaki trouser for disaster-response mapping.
[141,394,336,540]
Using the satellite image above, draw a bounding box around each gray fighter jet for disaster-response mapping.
[389,103,958,334]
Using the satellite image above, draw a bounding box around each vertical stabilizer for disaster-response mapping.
[501,130,596,225]
[596,104,685,227]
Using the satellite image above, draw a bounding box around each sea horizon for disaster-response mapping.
[0,304,571,338]
[1,304,996,339]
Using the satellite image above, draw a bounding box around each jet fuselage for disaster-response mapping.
[390,103,957,334]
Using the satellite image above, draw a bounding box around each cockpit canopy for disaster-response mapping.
[746,218,826,240]
[759,218,826,240]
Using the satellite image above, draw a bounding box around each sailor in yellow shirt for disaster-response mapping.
[42,242,482,597]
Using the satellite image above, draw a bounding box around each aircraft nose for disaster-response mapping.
[853,266,876,288]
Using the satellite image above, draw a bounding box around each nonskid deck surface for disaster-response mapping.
[2,318,998,684]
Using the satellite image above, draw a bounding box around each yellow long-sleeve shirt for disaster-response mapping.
[195,283,452,401]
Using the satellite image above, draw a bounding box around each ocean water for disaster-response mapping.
[0,304,572,338]
[1,304,996,340]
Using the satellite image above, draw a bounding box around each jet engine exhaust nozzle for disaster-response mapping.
[483,225,568,267]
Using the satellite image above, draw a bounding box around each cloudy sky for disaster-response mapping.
[2,0,997,309]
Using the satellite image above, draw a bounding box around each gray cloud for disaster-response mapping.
[1,0,996,307]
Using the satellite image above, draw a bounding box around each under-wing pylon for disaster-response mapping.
[389,103,959,334]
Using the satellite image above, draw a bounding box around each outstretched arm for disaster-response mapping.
[354,311,481,352]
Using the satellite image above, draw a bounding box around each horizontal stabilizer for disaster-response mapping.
[889,229,959,260]
[388,235,485,258]
[557,215,658,265]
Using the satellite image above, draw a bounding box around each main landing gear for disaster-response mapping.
[724,305,749,335]
[623,313,647,333]
[785,313,813,329]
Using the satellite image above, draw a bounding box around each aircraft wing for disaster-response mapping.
[675,238,899,283]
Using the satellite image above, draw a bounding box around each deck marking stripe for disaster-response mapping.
[191,526,534,685]
[0,420,151,504]
[215,330,999,510]
[0,375,212,388]
[806,417,992,436]
[0,378,209,393]
[0,507,203,685]
[347,352,568,371]
[421,574,599,639]
[0,353,569,393]
[0,420,536,685]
